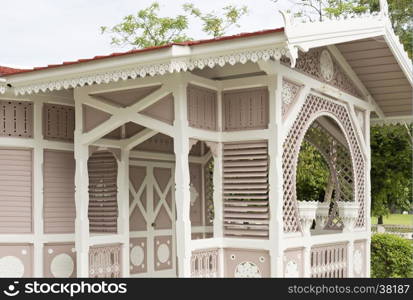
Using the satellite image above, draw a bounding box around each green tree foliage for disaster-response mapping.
[370,124,412,223]
[371,233,413,278]
[100,2,190,48]
[272,0,368,22]
[296,140,330,201]
[183,3,248,38]
[101,2,248,48]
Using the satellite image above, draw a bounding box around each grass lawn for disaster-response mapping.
[372,214,413,226]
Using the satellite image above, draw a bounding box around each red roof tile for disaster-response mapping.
[2,27,284,76]
[0,66,28,75]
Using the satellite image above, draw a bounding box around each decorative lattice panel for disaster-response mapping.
[282,93,366,232]
[223,141,269,238]
[191,248,219,278]
[89,244,121,278]
[88,151,118,233]
[0,100,33,138]
[282,79,301,119]
[311,243,347,278]
[281,48,362,98]
[43,103,75,141]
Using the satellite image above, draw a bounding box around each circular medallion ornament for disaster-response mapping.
[353,249,363,275]
[234,262,261,278]
[50,254,74,278]
[285,260,299,278]
[157,243,170,264]
[320,50,334,82]
[0,256,25,277]
[130,246,145,267]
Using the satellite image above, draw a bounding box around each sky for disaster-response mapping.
[0,0,292,69]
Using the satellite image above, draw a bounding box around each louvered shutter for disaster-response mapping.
[88,151,118,233]
[43,150,76,233]
[0,149,32,233]
[223,141,269,238]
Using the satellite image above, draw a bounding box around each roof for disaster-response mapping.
[0,66,27,76]
[0,28,284,77]
[0,6,411,122]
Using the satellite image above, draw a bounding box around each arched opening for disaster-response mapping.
[296,116,355,234]
[88,150,119,234]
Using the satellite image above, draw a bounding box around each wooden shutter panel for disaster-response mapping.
[88,151,118,233]
[0,149,32,233]
[223,141,269,238]
[43,150,76,233]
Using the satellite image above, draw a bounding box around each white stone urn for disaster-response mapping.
[297,201,318,236]
[337,201,359,232]
[315,202,330,230]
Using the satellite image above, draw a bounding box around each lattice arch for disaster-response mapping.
[282,93,366,232]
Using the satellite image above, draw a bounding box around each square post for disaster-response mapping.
[117,148,130,277]
[33,99,44,277]
[173,75,192,277]
[267,68,285,277]
[74,89,91,277]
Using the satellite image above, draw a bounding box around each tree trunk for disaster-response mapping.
[378,215,384,225]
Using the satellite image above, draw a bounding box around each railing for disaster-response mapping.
[89,244,121,278]
[191,248,220,278]
[310,243,347,278]
[372,224,413,239]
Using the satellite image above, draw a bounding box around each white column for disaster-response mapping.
[268,71,284,277]
[33,99,44,277]
[212,144,223,238]
[173,75,192,277]
[303,246,312,277]
[74,143,90,277]
[117,148,130,277]
[347,240,354,277]
[74,91,90,277]
[364,110,371,277]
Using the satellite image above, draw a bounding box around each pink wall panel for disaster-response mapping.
[154,235,173,271]
[283,248,304,277]
[0,148,32,233]
[141,94,174,125]
[189,163,203,226]
[353,240,367,277]
[130,238,147,274]
[134,133,174,154]
[0,244,33,277]
[82,104,111,133]
[187,84,218,131]
[43,243,76,278]
[224,248,270,278]
[0,100,33,138]
[222,87,269,131]
[43,150,76,233]
[43,103,75,141]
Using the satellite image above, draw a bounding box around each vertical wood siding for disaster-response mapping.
[0,149,32,233]
[0,100,33,138]
[43,150,76,233]
[222,87,269,131]
[187,85,217,131]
